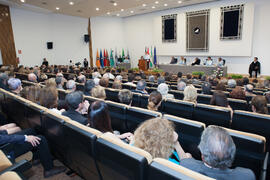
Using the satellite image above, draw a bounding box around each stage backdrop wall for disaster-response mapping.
[10,8,89,67]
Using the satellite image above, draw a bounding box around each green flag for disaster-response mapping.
[122,48,125,58]
[110,49,114,67]
[150,46,153,68]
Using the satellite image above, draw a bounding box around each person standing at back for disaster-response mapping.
[249,57,261,78]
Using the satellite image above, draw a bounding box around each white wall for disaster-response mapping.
[10,8,89,67]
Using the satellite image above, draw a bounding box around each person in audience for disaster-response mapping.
[249,57,261,78]
[28,73,38,83]
[147,91,162,111]
[112,80,122,89]
[103,69,115,80]
[40,87,65,114]
[93,77,100,86]
[229,87,246,100]
[265,93,270,104]
[180,125,256,179]
[67,74,76,81]
[66,80,76,92]
[242,77,250,86]
[0,123,21,134]
[7,78,22,95]
[148,75,155,83]
[133,118,191,164]
[91,85,106,100]
[170,56,177,64]
[244,84,255,97]
[215,82,226,91]
[236,79,243,86]
[183,85,197,103]
[191,57,201,66]
[133,80,148,94]
[201,82,212,95]
[157,83,174,99]
[118,89,133,105]
[77,74,86,84]
[21,85,41,103]
[92,68,101,79]
[210,91,229,107]
[0,128,66,178]
[33,69,41,82]
[62,91,89,125]
[84,79,95,96]
[99,77,109,88]
[115,75,123,82]
[157,76,165,85]
[177,81,186,91]
[204,56,213,66]
[55,76,65,90]
[264,80,270,89]
[228,79,237,88]
[179,56,187,65]
[124,73,136,87]
[45,78,56,88]
[251,96,268,114]
[0,73,9,90]
[40,73,48,82]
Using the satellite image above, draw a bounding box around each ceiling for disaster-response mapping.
[0,0,219,18]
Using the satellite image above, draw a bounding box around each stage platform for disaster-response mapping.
[158,64,228,76]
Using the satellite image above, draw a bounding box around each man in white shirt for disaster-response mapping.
[204,56,213,66]
[179,56,187,65]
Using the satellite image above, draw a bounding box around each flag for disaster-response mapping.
[150,46,153,68]
[154,46,157,66]
[96,49,100,68]
[115,48,118,65]
[103,49,107,67]
[100,49,104,68]
[110,49,114,67]
[122,48,125,58]
[147,47,150,55]
[127,49,130,59]
[106,49,109,66]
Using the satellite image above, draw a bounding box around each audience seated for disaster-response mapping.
[245,84,255,96]
[229,86,246,100]
[210,91,230,108]
[215,83,226,91]
[183,85,197,103]
[242,77,250,86]
[115,75,122,82]
[55,76,65,90]
[265,93,270,104]
[7,78,22,95]
[62,91,89,125]
[118,89,133,105]
[103,69,115,80]
[84,79,95,96]
[21,85,41,104]
[112,80,122,89]
[133,118,191,164]
[147,91,162,111]
[40,87,65,114]
[157,76,165,85]
[148,75,155,83]
[66,80,76,92]
[177,72,183,81]
[201,82,212,95]
[157,83,174,99]
[124,73,136,87]
[91,85,106,100]
[28,73,38,83]
[92,68,101,79]
[251,95,269,114]
[133,80,148,94]
[99,77,109,88]
[45,78,57,88]
[180,125,255,180]
[0,73,9,90]
[93,77,100,86]
[0,128,66,178]
[0,123,21,135]
[177,81,186,91]
[77,74,86,84]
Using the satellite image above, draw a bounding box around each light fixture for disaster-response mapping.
[113,2,117,6]
[107,12,110,15]
[69,2,74,5]
[164,3,168,6]
[152,6,155,9]
[96,7,99,11]
[130,10,134,13]
[142,4,146,7]
[20,0,25,3]
[116,13,120,16]
[56,7,60,10]
[178,1,182,3]
[121,9,124,11]
[155,1,159,4]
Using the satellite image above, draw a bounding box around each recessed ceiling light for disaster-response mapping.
[155,1,159,4]
[69,2,74,5]
[107,12,110,15]
[178,1,182,4]
[121,9,124,11]
[142,4,146,7]
[152,6,156,9]
[56,7,60,10]
[96,7,99,11]
[164,3,168,6]
[20,0,25,2]
[113,2,117,6]
[116,13,120,16]
[130,10,134,13]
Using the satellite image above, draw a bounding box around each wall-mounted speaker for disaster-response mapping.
[47,42,53,49]
[84,34,89,43]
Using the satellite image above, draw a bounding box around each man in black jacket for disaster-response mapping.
[191,57,201,66]
[0,128,66,178]
[249,57,261,78]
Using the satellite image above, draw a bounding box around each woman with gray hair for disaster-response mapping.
[157,83,174,99]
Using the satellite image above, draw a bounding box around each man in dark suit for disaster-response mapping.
[249,57,261,78]
[191,57,201,66]
[62,91,89,125]
[83,58,88,68]
[170,56,178,64]
[0,128,66,178]
[42,58,48,67]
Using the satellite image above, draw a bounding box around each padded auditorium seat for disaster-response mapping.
[122,84,136,90]
[224,128,267,179]
[268,104,270,115]
[164,115,205,159]
[197,94,212,105]
[58,89,68,100]
[131,93,141,107]
[148,158,214,180]
[0,150,12,172]
[126,106,161,132]
[106,101,128,133]
[193,103,231,127]
[84,96,104,104]
[228,98,248,111]
[232,110,270,148]
[140,94,149,109]
[168,90,184,100]
[163,99,194,119]
[0,172,22,180]
[64,120,102,180]
[105,88,120,102]
[96,133,152,180]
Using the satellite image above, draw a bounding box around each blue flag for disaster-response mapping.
[154,46,157,66]
[100,49,104,68]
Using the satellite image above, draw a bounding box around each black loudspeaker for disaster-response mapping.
[84,34,89,43]
[47,42,53,49]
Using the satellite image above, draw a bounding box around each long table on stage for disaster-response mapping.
[158,64,228,76]
[117,62,131,69]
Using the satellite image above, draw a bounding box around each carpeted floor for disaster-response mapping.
[23,160,83,180]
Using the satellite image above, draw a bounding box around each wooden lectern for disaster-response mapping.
[138,59,148,71]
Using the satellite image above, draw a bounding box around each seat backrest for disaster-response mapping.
[163,99,194,119]
[197,94,212,105]
[58,89,68,100]
[105,88,120,102]
[168,90,184,100]
[63,120,102,180]
[21,80,36,87]
[25,101,47,131]
[96,133,152,180]
[268,104,270,115]
[76,83,85,91]
[148,158,214,180]
[193,103,231,127]
[84,96,103,104]
[0,150,12,172]
[147,87,157,94]
[140,94,149,109]
[131,93,141,107]
[126,106,161,132]
[232,110,270,147]
[106,101,128,133]
[228,98,248,111]
[164,115,205,159]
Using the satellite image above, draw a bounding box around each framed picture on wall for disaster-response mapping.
[220,4,244,40]
[162,14,177,43]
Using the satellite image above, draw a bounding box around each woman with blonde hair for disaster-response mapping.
[91,85,106,100]
[183,85,197,103]
[133,118,191,164]
[147,91,162,111]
